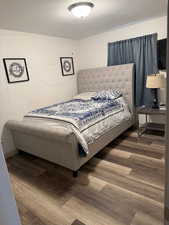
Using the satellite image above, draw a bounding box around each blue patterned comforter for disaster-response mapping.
[26,99,122,132]
[25,99,124,156]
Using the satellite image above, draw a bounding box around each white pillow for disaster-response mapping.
[73,92,96,100]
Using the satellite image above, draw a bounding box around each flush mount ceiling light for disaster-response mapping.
[68,2,94,18]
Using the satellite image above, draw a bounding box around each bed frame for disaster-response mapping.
[5,63,135,177]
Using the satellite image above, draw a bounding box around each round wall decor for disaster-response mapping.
[63,60,71,72]
[9,62,24,78]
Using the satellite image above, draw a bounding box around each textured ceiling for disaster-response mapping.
[0,0,167,39]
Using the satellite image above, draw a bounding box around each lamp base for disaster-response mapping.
[151,88,159,109]
[152,104,159,109]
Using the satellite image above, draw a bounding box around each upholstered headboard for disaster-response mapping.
[77,63,135,112]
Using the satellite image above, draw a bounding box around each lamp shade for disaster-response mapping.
[146,74,165,89]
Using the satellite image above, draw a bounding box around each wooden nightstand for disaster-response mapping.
[136,106,166,137]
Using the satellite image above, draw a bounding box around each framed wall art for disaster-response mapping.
[60,57,75,76]
[3,58,30,84]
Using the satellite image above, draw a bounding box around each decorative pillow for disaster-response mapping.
[73,92,97,100]
[92,89,122,101]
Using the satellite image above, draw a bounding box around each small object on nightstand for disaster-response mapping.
[136,106,166,137]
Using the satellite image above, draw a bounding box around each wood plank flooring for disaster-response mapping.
[7,129,165,225]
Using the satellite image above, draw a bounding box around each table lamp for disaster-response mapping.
[146,74,165,109]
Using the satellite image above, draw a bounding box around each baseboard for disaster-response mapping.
[4,150,18,159]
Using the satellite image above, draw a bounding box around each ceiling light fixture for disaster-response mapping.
[68,2,94,18]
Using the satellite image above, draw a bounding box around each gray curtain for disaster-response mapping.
[108,33,158,106]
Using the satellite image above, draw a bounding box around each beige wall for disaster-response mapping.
[0,29,79,154]
[79,16,167,70]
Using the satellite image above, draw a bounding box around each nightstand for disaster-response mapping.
[136,106,166,137]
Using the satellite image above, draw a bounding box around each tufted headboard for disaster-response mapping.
[77,64,135,112]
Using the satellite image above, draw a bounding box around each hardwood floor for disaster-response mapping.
[7,129,165,225]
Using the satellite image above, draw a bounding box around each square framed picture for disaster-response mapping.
[3,58,30,84]
[60,57,75,76]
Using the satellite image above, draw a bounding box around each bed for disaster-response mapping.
[5,63,135,177]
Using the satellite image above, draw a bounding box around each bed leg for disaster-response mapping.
[18,149,23,154]
[73,170,79,178]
